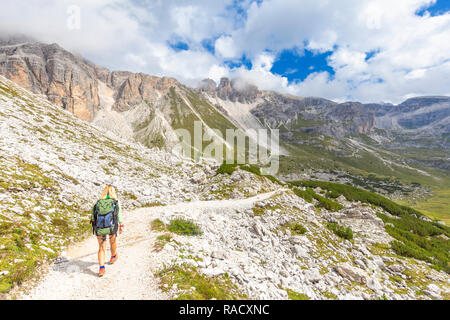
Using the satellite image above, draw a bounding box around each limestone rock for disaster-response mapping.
[334,263,368,285]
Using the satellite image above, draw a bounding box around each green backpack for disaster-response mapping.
[92,198,118,235]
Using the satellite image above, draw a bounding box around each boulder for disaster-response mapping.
[304,268,321,284]
[211,250,227,260]
[334,263,368,285]
[292,245,309,259]
[367,277,383,293]
[388,264,405,274]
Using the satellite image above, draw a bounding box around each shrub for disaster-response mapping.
[293,187,343,211]
[216,162,283,185]
[239,164,261,175]
[264,174,283,185]
[293,187,315,203]
[285,222,307,235]
[168,219,202,236]
[216,163,237,175]
[314,194,344,212]
[378,212,449,272]
[327,222,353,240]
[390,241,431,263]
[326,190,341,199]
[291,180,425,218]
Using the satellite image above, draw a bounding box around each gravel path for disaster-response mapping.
[20,191,281,300]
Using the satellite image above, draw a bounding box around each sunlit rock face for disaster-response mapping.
[0,39,108,121]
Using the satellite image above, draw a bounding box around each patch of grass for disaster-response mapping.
[154,233,173,252]
[252,201,283,217]
[122,191,137,201]
[151,219,167,232]
[157,264,246,300]
[282,222,307,235]
[398,189,450,226]
[327,222,354,240]
[252,206,266,216]
[322,291,338,299]
[168,219,202,236]
[142,202,166,208]
[51,218,70,235]
[286,289,309,300]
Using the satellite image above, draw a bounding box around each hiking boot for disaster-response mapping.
[109,254,118,265]
[99,266,106,277]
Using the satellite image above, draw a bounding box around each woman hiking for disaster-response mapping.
[91,185,124,277]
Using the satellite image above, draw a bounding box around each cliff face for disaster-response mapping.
[113,72,179,112]
[0,40,108,121]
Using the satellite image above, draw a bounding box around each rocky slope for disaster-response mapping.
[152,181,450,300]
[0,74,222,293]
[0,75,449,300]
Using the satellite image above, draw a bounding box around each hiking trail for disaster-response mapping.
[19,190,281,300]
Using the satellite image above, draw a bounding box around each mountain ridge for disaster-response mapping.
[1,39,449,204]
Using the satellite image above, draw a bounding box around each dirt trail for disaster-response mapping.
[19,190,281,300]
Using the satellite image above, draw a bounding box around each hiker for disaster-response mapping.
[91,185,124,277]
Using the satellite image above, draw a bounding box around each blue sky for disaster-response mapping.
[416,0,450,16]
[226,0,450,87]
[1,0,450,103]
[270,49,335,83]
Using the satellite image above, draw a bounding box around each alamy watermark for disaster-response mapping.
[67,5,81,30]
[173,121,280,176]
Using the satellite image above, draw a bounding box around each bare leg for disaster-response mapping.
[97,236,107,266]
[109,234,117,257]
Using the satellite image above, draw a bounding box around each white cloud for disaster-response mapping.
[0,0,449,103]
[215,36,238,59]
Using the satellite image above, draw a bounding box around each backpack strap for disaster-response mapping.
[91,200,101,235]
[111,200,119,234]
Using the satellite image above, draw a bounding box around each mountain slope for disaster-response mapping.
[1,39,449,221]
[1,75,449,300]
[0,75,217,293]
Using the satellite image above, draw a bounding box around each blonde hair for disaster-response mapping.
[100,185,118,200]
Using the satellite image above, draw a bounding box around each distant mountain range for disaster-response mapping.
[1,37,449,195]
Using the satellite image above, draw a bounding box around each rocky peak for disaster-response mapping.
[197,78,217,93]
[202,77,261,103]
[0,40,105,121]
